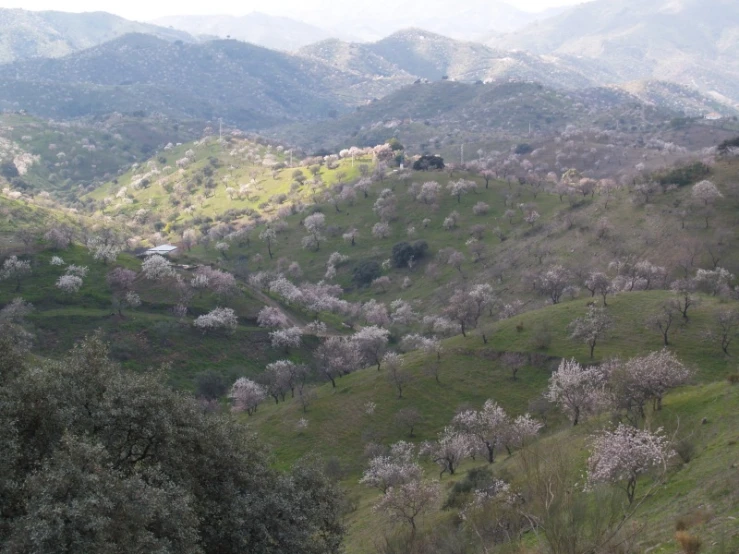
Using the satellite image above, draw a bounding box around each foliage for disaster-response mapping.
[0,334,344,553]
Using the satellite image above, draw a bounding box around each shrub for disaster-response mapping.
[412,154,444,171]
[656,162,710,188]
[675,531,702,554]
[391,240,428,268]
[352,260,382,286]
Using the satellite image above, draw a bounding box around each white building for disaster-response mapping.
[144,244,178,256]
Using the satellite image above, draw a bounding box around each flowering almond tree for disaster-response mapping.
[373,480,440,540]
[547,359,608,426]
[569,306,614,359]
[1,256,31,292]
[142,254,174,281]
[193,307,238,334]
[229,377,266,415]
[360,441,422,493]
[421,427,472,478]
[257,306,290,328]
[587,424,674,504]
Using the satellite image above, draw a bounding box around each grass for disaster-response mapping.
[241,291,739,553]
[0,244,316,390]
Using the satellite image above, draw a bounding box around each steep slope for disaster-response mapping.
[488,0,739,106]
[270,80,687,152]
[0,112,203,198]
[361,29,594,88]
[0,8,195,63]
[0,34,369,128]
[153,12,333,51]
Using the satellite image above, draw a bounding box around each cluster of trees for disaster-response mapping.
[0,334,344,553]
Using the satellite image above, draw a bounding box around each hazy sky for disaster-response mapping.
[0,0,588,21]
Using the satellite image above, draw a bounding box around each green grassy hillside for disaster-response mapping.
[245,292,739,553]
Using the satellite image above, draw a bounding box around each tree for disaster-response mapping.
[107,267,138,316]
[501,352,526,381]
[536,265,571,304]
[259,227,277,259]
[360,441,422,493]
[447,179,476,203]
[314,336,362,387]
[584,272,613,306]
[229,377,267,415]
[694,267,733,296]
[547,359,608,425]
[443,289,479,337]
[587,425,674,504]
[691,179,722,206]
[352,326,390,370]
[193,307,238,333]
[421,427,471,477]
[453,400,510,463]
[373,481,440,540]
[0,334,345,554]
[385,352,411,398]
[269,326,302,352]
[417,181,440,204]
[0,256,31,292]
[257,306,290,328]
[569,306,614,359]
[447,250,465,275]
[142,255,174,281]
[395,408,422,437]
[710,309,739,354]
[56,274,83,294]
[646,303,678,346]
[342,228,358,246]
[670,278,698,319]
[303,213,327,251]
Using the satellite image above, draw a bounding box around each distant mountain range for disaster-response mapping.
[488,0,739,109]
[0,34,371,127]
[300,29,594,89]
[0,8,195,64]
[153,13,334,52]
[0,0,737,134]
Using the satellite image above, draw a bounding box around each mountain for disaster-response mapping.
[269,80,685,153]
[153,12,334,51]
[488,0,739,106]
[301,29,595,90]
[290,0,561,41]
[0,34,372,128]
[0,8,195,64]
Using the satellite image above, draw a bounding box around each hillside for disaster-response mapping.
[6,126,739,552]
[0,34,374,128]
[0,8,195,64]
[0,112,204,199]
[300,29,595,89]
[488,0,739,108]
[269,80,686,153]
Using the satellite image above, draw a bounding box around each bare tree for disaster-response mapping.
[569,306,614,359]
[395,408,422,437]
[646,303,678,346]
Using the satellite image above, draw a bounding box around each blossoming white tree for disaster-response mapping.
[547,359,608,425]
[56,274,83,294]
[142,254,174,281]
[229,377,266,415]
[587,424,674,504]
[193,307,238,333]
[1,256,31,291]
